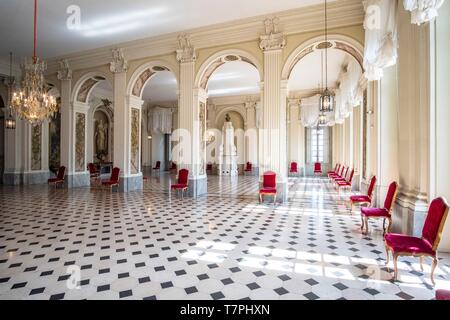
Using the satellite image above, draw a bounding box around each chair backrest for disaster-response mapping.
[155,161,161,168]
[339,165,345,176]
[290,162,297,171]
[88,163,97,174]
[342,167,349,179]
[367,176,377,198]
[422,197,449,250]
[110,167,120,182]
[206,163,212,170]
[246,162,252,170]
[171,162,177,169]
[314,162,321,171]
[178,169,189,185]
[263,171,277,189]
[347,169,355,183]
[383,181,398,211]
[335,164,339,172]
[57,166,66,180]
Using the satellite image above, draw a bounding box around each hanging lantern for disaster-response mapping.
[319,88,335,113]
[318,112,327,126]
[5,114,16,130]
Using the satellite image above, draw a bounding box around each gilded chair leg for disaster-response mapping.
[431,257,438,286]
[387,217,393,234]
[360,214,364,231]
[419,256,424,271]
[273,194,276,206]
[393,254,399,281]
[259,194,262,203]
[385,246,390,265]
[364,216,369,235]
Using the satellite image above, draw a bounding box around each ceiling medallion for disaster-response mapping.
[12,0,58,124]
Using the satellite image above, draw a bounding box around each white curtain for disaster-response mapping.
[300,95,320,128]
[404,0,445,25]
[335,59,365,123]
[151,107,173,134]
[363,0,399,81]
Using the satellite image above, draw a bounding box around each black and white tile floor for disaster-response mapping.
[0,176,449,300]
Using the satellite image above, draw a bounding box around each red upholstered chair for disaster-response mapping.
[88,163,100,179]
[327,164,339,178]
[170,162,177,173]
[245,162,253,173]
[206,163,213,173]
[289,162,298,174]
[361,181,398,234]
[350,175,377,212]
[336,168,354,195]
[385,197,449,285]
[329,165,345,181]
[436,290,450,300]
[314,162,322,176]
[259,171,277,204]
[102,167,120,191]
[48,166,66,188]
[171,169,189,198]
[333,166,349,183]
[153,161,161,174]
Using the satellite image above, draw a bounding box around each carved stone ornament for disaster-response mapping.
[259,17,286,51]
[109,48,128,73]
[176,34,197,63]
[57,59,72,81]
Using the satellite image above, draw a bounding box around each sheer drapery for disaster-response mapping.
[335,59,365,123]
[404,0,445,25]
[300,94,320,128]
[151,107,173,134]
[363,0,399,81]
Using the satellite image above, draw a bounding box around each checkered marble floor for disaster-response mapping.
[1,176,449,300]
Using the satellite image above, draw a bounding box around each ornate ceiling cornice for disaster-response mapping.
[46,0,364,73]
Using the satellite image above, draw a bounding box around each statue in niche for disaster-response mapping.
[225,113,231,122]
[95,119,108,161]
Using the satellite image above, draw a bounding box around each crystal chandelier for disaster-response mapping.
[319,0,335,114]
[11,0,58,124]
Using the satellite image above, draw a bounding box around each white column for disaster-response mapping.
[176,37,207,197]
[244,101,258,174]
[259,23,288,201]
[110,48,143,191]
[287,98,304,175]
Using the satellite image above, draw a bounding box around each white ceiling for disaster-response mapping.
[288,48,349,92]
[0,0,328,60]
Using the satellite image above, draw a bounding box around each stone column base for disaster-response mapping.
[392,193,428,237]
[65,172,90,188]
[118,173,143,192]
[23,171,50,185]
[187,175,207,197]
[2,172,22,185]
[244,166,260,176]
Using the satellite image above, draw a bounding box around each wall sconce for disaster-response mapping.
[147,135,152,140]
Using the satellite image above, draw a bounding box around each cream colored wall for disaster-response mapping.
[432,0,450,251]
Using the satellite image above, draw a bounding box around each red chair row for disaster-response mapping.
[48,166,66,187]
[349,176,449,285]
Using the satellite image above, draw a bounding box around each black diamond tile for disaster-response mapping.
[30,287,45,295]
[119,290,133,298]
[304,292,319,300]
[246,282,260,290]
[185,286,198,294]
[211,291,225,300]
[274,287,289,295]
[161,281,173,289]
[97,284,110,292]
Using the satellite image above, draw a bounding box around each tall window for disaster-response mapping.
[311,127,324,162]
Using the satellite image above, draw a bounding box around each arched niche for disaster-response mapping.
[72,71,112,104]
[282,34,364,81]
[195,49,263,90]
[127,60,179,99]
[91,103,114,163]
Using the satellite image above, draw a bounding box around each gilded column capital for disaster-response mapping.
[176,34,197,63]
[57,59,72,81]
[110,48,128,73]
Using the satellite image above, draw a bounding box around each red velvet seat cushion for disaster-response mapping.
[436,290,450,300]
[334,177,346,182]
[350,195,371,203]
[260,188,277,194]
[384,233,435,256]
[171,183,188,189]
[361,207,390,217]
[337,182,351,187]
[102,180,118,186]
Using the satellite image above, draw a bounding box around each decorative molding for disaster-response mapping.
[45,0,364,73]
[259,17,286,51]
[109,48,128,73]
[176,34,197,63]
[57,59,72,81]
